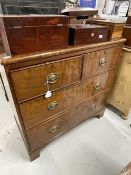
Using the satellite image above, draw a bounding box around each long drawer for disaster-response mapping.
[82,46,121,79]
[20,70,115,129]
[26,92,109,151]
[10,55,82,102]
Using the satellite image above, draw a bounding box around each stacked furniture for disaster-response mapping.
[88,19,125,40]
[0,0,65,15]
[0,14,126,161]
[108,47,131,119]
[122,16,131,48]
[108,16,131,119]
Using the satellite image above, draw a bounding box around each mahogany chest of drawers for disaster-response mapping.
[0,15,69,56]
[1,39,125,161]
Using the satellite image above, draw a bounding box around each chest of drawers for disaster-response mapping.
[1,39,125,161]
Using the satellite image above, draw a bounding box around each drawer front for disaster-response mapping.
[11,56,82,102]
[68,92,109,128]
[82,46,121,79]
[27,114,68,151]
[20,70,115,129]
[27,92,108,150]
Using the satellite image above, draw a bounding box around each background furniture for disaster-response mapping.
[0,0,65,15]
[108,47,131,119]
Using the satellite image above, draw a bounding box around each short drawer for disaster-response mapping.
[26,92,109,151]
[20,69,115,129]
[82,46,121,79]
[11,55,82,102]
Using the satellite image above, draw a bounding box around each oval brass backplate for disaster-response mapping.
[47,73,58,84]
[50,124,59,133]
[94,83,101,90]
[90,105,97,111]
[48,101,58,111]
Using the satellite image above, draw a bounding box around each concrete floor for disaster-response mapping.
[0,84,131,175]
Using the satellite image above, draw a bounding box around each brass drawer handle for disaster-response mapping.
[50,124,59,133]
[94,83,101,90]
[47,73,58,84]
[48,101,58,111]
[90,105,97,111]
[99,57,107,66]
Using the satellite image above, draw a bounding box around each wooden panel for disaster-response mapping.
[69,24,108,45]
[122,26,131,48]
[87,20,124,39]
[20,70,115,129]
[126,16,131,25]
[6,25,68,54]
[11,56,82,102]
[108,48,131,118]
[2,16,68,27]
[82,46,121,79]
[0,0,65,15]
[112,25,124,39]
[1,38,126,67]
[68,92,109,128]
[0,15,69,55]
[27,113,68,151]
[26,92,109,151]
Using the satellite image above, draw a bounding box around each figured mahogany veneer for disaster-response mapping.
[10,55,82,102]
[1,39,125,161]
[0,15,69,55]
[82,46,121,79]
[20,70,115,130]
[27,92,109,151]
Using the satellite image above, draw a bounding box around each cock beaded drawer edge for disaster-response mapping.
[1,39,125,161]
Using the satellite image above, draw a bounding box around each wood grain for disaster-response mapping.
[82,46,121,79]
[1,39,124,161]
[27,92,109,151]
[11,55,82,102]
[20,70,115,129]
[122,26,131,48]
[0,15,69,55]
[69,24,108,45]
[108,48,131,118]
[88,20,124,39]
[1,39,126,66]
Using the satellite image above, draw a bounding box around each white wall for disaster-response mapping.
[97,0,106,14]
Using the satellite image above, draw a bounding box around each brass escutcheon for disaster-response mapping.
[50,124,58,133]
